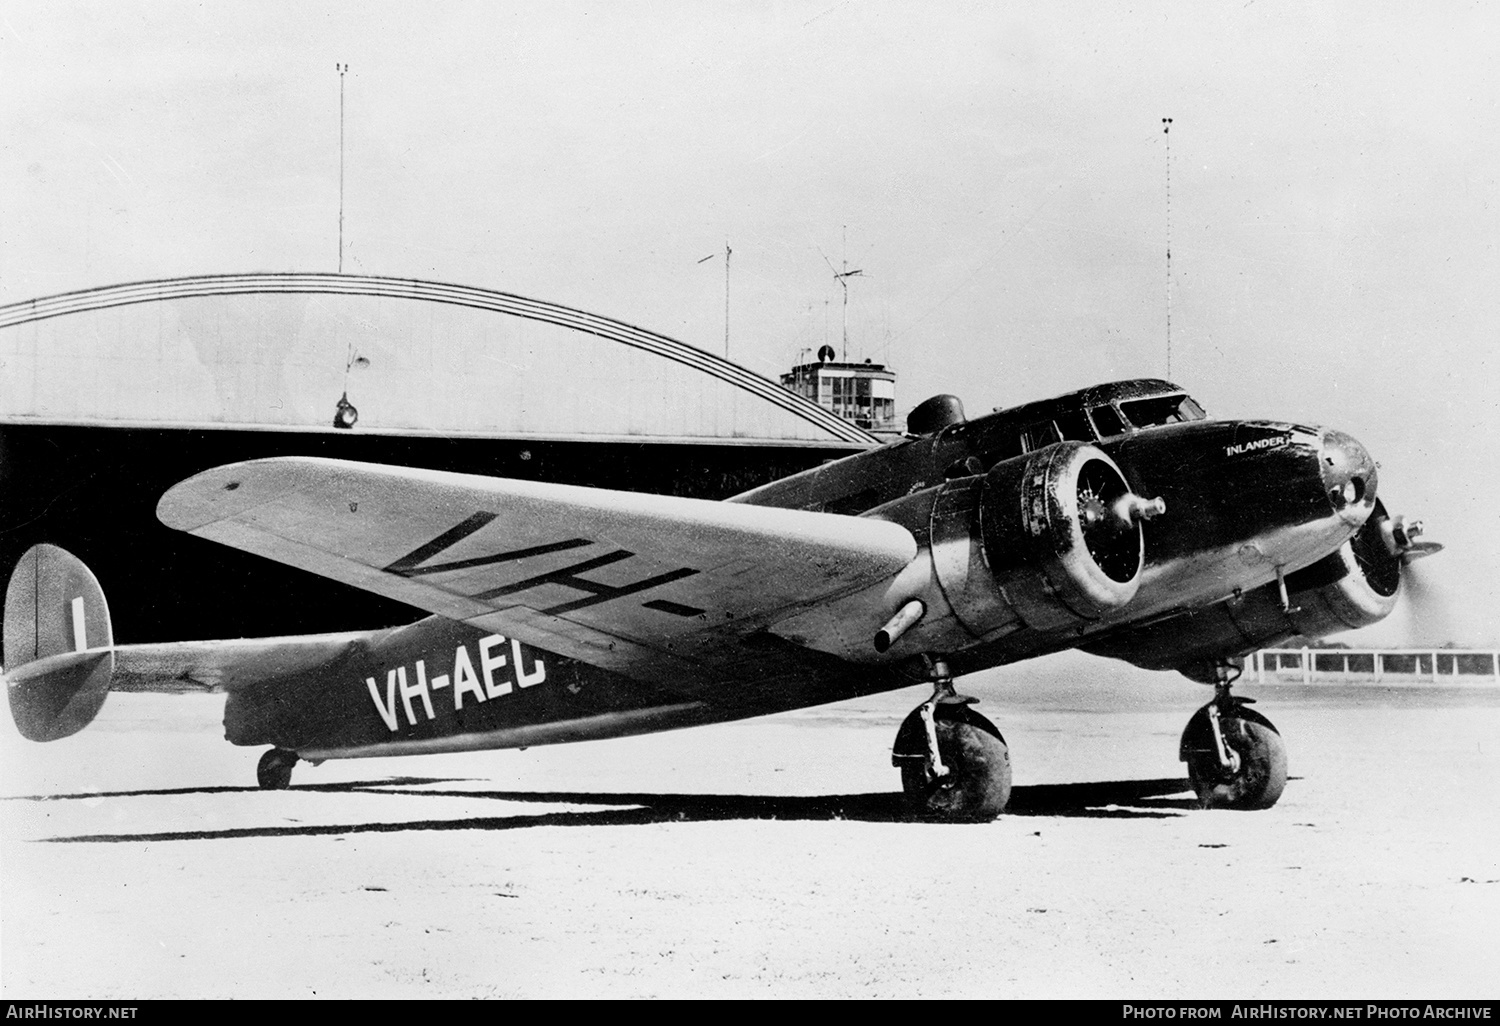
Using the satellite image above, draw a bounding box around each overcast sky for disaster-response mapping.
[2,1,1496,646]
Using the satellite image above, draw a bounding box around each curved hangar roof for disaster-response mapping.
[0,273,875,446]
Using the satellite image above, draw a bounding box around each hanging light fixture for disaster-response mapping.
[333,392,358,429]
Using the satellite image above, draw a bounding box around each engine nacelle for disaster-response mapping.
[1285,499,1401,636]
[929,442,1147,642]
[780,442,1154,659]
[1083,500,1402,680]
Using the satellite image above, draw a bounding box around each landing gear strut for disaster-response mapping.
[1180,663,1287,810]
[257,747,299,790]
[892,659,1011,821]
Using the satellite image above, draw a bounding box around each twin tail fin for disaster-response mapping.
[3,544,115,741]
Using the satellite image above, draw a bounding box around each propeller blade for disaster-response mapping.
[1395,539,1453,644]
[1401,540,1444,563]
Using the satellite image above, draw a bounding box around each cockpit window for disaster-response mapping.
[1089,404,1128,437]
[1020,420,1062,453]
[1118,394,1206,430]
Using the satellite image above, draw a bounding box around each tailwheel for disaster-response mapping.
[257,747,299,790]
[1180,681,1287,810]
[892,666,1011,822]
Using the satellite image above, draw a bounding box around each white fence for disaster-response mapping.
[1253,648,1500,685]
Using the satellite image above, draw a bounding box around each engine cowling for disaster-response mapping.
[1083,499,1402,680]
[1285,498,1401,635]
[930,442,1147,641]
[776,442,1157,660]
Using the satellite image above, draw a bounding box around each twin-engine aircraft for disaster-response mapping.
[3,379,1439,821]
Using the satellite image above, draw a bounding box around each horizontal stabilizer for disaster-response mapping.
[108,632,379,693]
[6,649,115,741]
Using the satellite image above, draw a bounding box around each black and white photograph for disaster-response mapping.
[2,1,1497,1002]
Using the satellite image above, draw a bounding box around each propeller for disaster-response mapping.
[1074,460,1164,583]
[1381,513,1443,565]
[1382,511,1449,642]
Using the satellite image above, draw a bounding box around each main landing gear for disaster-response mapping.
[889,656,1287,820]
[892,659,1011,822]
[257,747,299,790]
[1179,665,1287,810]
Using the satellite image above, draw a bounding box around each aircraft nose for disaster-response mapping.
[1319,428,1378,522]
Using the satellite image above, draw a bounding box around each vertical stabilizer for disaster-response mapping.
[4,544,115,741]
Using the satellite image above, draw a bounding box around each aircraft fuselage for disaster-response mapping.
[220,616,731,759]
[735,381,1379,677]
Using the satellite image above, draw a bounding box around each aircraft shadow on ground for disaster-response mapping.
[25,776,1200,843]
[2,777,476,802]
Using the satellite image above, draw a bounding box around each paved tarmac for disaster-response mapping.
[3,652,1497,999]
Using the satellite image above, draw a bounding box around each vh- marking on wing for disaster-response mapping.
[156,457,919,684]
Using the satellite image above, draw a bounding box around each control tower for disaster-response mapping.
[780,344,898,438]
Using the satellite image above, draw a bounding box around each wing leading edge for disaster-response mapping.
[157,457,918,686]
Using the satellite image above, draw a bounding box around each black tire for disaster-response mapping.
[1187,718,1287,810]
[256,748,298,790]
[899,718,1012,822]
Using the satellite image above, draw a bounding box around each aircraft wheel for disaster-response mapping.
[256,747,299,790]
[1186,717,1287,810]
[896,708,1011,822]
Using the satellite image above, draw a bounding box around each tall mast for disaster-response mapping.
[338,63,349,274]
[1163,116,1173,379]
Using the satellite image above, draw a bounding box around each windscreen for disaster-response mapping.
[1089,405,1128,437]
[1118,394,1206,429]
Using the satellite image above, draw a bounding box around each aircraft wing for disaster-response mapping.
[157,458,917,688]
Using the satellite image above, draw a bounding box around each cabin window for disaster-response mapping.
[972,429,1023,464]
[1020,421,1062,453]
[1054,409,1095,442]
[1090,405,1128,437]
[1119,394,1206,429]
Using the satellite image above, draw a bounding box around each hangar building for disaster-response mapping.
[0,273,876,643]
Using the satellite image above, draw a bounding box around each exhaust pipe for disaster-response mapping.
[874,599,926,653]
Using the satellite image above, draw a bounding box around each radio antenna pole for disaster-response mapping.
[338,63,349,274]
[1162,117,1173,379]
[819,226,865,361]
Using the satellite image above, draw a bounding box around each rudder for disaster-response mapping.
[4,544,115,741]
